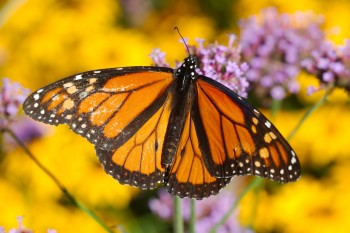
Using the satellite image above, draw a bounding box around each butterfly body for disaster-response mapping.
[23,55,301,199]
[162,56,198,167]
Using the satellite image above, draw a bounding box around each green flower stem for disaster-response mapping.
[287,89,330,141]
[174,196,184,233]
[3,128,113,233]
[248,178,264,228]
[189,199,196,233]
[271,99,282,120]
[209,177,263,233]
[0,0,27,29]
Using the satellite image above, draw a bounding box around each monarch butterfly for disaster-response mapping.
[23,46,300,200]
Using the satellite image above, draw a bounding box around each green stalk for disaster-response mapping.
[271,99,282,120]
[174,196,184,233]
[4,128,113,233]
[0,0,27,29]
[287,89,330,140]
[189,199,196,233]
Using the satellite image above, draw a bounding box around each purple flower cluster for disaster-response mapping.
[239,8,325,102]
[149,189,253,233]
[150,48,170,67]
[0,78,46,147]
[149,36,249,98]
[0,78,30,129]
[188,36,249,98]
[301,40,350,94]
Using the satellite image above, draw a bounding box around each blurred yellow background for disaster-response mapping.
[1,0,350,232]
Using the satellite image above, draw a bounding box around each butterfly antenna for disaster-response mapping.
[174,26,191,55]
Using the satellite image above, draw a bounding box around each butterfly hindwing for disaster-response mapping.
[23,67,174,151]
[165,110,232,199]
[194,76,301,182]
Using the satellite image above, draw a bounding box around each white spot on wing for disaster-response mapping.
[63,82,74,88]
[265,120,271,128]
[79,91,88,99]
[75,74,83,80]
[34,94,40,100]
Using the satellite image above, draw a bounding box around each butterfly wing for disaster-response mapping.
[165,109,232,199]
[193,76,301,182]
[95,93,173,189]
[23,67,174,151]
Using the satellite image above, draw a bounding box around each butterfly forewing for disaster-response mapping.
[194,77,301,182]
[23,67,174,151]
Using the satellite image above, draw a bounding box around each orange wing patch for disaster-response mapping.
[196,78,300,182]
[41,87,63,103]
[197,80,245,124]
[95,96,172,189]
[48,93,68,111]
[89,93,128,127]
[166,112,231,199]
[103,79,172,138]
[78,92,110,114]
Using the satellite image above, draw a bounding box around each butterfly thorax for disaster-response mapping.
[161,56,198,167]
[174,55,198,92]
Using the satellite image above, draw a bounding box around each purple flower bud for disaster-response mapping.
[271,86,286,100]
[288,81,300,93]
[317,58,330,69]
[322,71,334,82]
[330,62,345,74]
[300,58,314,72]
